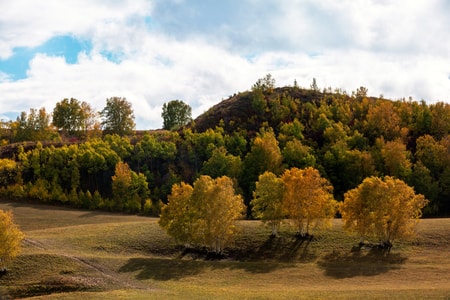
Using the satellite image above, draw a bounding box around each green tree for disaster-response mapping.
[251,171,285,236]
[430,102,450,139]
[101,97,135,136]
[241,128,283,202]
[104,134,133,161]
[278,118,305,148]
[200,147,242,180]
[252,74,276,93]
[130,171,151,213]
[53,98,90,138]
[111,161,147,212]
[341,176,428,248]
[14,108,54,142]
[281,167,337,237]
[323,141,376,198]
[0,159,18,187]
[0,210,24,271]
[161,100,192,130]
[354,86,368,99]
[282,139,316,169]
[415,135,446,178]
[251,74,275,115]
[379,138,412,181]
[411,161,440,214]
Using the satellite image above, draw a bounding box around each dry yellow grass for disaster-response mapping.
[0,200,449,299]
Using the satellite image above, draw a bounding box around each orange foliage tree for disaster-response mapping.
[0,210,24,271]
[341,176,428,247]
[281,167,337,237]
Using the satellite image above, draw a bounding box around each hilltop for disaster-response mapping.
[192,87,323,134]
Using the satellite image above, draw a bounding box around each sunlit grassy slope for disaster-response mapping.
[0,200,449,299]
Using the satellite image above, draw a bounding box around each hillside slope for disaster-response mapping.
[192,87,323,134]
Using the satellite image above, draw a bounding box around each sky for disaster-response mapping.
[1,0,449,129]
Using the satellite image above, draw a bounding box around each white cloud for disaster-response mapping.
[0,33,259,129]
[0,0,152,58]
[1,0,449,129]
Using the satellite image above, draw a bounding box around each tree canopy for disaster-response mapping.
[340,176,428,246]
[0,210,24,271]
[281,167,337,236]
[251,171,285,236]
[161,100,192,130]
[53,98,95,138]
[100,97,135,136]
[159,175,245,253]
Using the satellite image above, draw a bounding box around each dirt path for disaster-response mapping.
[22,237,153,292]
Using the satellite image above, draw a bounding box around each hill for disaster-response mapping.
[192,87,323,134]
[1,84,450,216]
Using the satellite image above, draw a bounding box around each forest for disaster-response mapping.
[1,76,450,217]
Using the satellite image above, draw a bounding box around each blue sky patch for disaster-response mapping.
[100,50,125,64]
[0,35,92,80]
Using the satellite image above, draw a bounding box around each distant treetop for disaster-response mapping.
[161,100,192,130]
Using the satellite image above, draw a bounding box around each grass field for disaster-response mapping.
[0,200,449,299]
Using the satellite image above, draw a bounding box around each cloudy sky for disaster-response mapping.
[1,0,449,129]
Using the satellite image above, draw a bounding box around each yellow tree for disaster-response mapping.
[281,167,337,237]
[251,171,285,236]
[379,138,412,181]
[364,100,401,141]
[242,127,283,201]
[191,176,246,253]
[159,182,194,245]
[111,161,132,211]
[341,176,428,247]
[0,210,24,271]
[111,161,149,212]
[159,176,245,253]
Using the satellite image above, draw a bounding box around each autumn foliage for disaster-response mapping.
[159,175,245,253]
[281,167,337,236]
[251,171,285,236]
[0,210,24,271]
[341,176,428,245]
[251,167,337,237]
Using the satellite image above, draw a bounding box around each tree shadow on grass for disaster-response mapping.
[118,257,215,281]
[118,255,295,281]
[317,246,407,279]
[231,234,317,264]
[119,235,317,280]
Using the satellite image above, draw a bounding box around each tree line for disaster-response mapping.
[0,96,135,144]
[0,76,449,217]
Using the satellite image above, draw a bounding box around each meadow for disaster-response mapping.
[0,200,449,299]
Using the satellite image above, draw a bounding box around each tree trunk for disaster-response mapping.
[271,223,278,236]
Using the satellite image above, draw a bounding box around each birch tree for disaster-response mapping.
[191,176,245,253]
[159,182,194,245]
[0,210,24,271]
[159,176,245,253]
[341,176,428,247]
[281,167,337,237]
[251,171,285,236]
